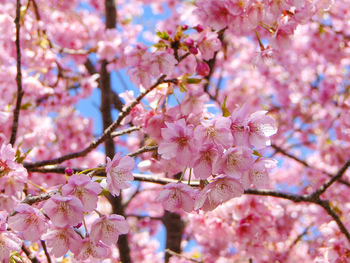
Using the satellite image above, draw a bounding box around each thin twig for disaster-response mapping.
[24,75,169,169]
[165,249,203,263]
[127,145,158,157]
[127,214,162,221]
[10,0,25,145]
[271,144,310,167]
[22,190,58,205]
[22,244,40,263]
[40,240,52,263]
[123,184,140,207]
[311,159,350,197]
[271,144,350,187]
[111,126,141,138]
[289,226,311,250]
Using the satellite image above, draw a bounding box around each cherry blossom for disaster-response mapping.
[62,173,102,212]
[42,195,84,227]
[42,226,83,257]
[195,175,244,211]
[106,153,135,196]
[0,0,349,261]
[0,214,21,261]
[213,146,254,178]
[8,204,48,242]
[192,144,220,180]
[90,214,129,245]
[156,182,196,213]
[75,238,110,260]
[158,118,197,167]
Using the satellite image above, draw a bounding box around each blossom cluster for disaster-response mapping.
[153,105,277,213]
[0,143,133,261]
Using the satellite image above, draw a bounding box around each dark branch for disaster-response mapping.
[244,189,309,202]
[24,75,168,169]
[163,211,184,263]
[272,144,350,188]
[22,190,58,205]
[111,126,141,138]
[311,159,350,197]
[22,244,40,263]
[128,145,158,157]
[10,0,25,145]
[41,240,52,263]
[25,165,350,244]
[318,200,350,242]
[165,249,202,263]
[271,144,309,167]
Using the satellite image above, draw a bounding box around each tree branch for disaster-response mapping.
[24,75,168,169]
[127,145,158,157]
[10,0,25,145]
[111,126,141,138]
[22,190,58,205]
[311,159,350,197]
[165,249,202,263]
[163,211,184,263]
[25,164,350,244]
[271,144,350,188]
[40,240,52,263]
[22,244,40,263]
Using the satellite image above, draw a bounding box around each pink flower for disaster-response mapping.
[42,226,82,257]
[230,104,250,147]
[194,0,239,30]
[214,146,254,178]
[43,195,84,227]
[0,144,17,171]
[62,173,102,212]
[149,52,177,76]
[195,117,233,148]
[0,194,17,213]
[8,204,48,242]
[158,119,197,167]
[97,29,122,61]
[0,144,27,195]
[180,89,209,115]
[0,231,22,261]
[127,66,153,88]
[75,238,110,260]
[0,213,21,261]
[106,153,135,196]
[246,111,277,149]
[156,182,196,213]
[242,159,277,188]
[197,31,222,60]
[195,175,244,211]
[192,144,220,180]
[90,214,129,245]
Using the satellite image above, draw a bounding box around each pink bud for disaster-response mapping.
[74,222,82,228]
[189,46,198,55]
[65,168,73,176]
[184,38,194,47]
[196,61,210,76]
[181,25,189,30]
[195,24,204,32]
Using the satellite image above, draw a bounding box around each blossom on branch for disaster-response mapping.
[106,153,135,196]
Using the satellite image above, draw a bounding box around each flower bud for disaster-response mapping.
[184,38,194,47]
[196,61,210,76]
[65,168,74,176]
[195,24,204,32]
[189,46,198,55]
